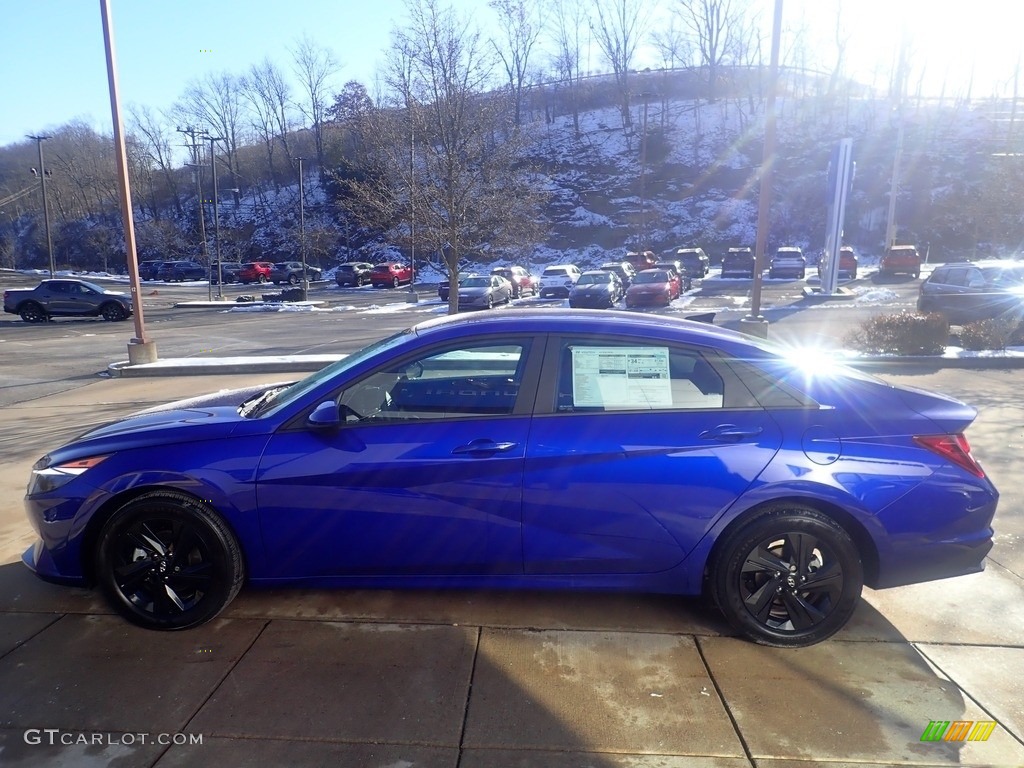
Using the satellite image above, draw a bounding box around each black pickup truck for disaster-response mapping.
[3,279,133,323]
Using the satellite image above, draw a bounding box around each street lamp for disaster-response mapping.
[27,134,55,277]
[207,135,225,297]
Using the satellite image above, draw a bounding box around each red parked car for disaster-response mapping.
[625,269,681,308]
[370,261,413,288]
[239,261,274,284]
[880,245,921,278]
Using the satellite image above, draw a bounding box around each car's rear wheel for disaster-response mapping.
[257,275,267,283]
[288,275,299,285]
[19,302,47,323]
[101,302,127,321]
[95,492,245,631]
[710,505,863,647]
[392,276,400,288]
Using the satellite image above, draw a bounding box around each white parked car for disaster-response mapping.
[539,264,582,298]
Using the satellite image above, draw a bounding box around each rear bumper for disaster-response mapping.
[872,531,992,588]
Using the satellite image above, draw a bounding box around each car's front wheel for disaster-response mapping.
[392,276,400,288]
[288,275,299,285]
[95,492,245,631]
[19,302,47,323]
[258,275,267,283]
[709,505,863,647]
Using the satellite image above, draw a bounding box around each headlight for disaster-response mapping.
[28,455,108,495]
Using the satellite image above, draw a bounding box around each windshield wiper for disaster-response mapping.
[238,384,291,418]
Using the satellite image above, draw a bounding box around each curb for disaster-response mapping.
[107,356,342,378]
[846,355,1024,371]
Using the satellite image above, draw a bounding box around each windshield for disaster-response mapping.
[245,327,414,418]
[576,273,608,285]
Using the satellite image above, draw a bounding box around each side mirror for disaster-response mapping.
[307,401,341,428]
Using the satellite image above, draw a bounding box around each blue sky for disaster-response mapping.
[1,0,431,146]
[2,0,1022,148]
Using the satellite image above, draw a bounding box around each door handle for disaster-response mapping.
[699,425,763,442]
[451,439,518,456]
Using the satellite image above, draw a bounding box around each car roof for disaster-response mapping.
[410,308,765,353]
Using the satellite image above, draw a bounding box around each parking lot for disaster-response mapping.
[0,269,1022,767]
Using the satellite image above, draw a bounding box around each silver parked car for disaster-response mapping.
[457,274,513,310]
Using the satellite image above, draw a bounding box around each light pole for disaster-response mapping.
[207,135,225,297]
[741,0,783,340]
[296,157,308,299]
[27,134,55,277]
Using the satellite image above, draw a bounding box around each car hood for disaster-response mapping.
[46,383,293,461]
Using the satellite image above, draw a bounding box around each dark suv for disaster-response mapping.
[675,248,710,278]
[721,247,755,278]
[158,260,206,281]
[138,260,164,281]
[335,262,374,287]
[270,261,322,285]
[917,261,1024,324]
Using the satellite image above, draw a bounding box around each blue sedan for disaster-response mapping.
[23,311,997,646]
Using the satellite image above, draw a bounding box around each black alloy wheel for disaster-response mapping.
[19,302,47,323]
[96,492,244,630]
[101,302,127,321]
[710,505,863,647]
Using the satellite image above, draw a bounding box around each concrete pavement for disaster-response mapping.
[0,371,1022,767]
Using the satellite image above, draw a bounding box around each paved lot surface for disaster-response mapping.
[0,275,1022,766]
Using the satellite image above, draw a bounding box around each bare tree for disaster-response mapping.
[291,36,340,171]
[241,58,297,188]
[128,106,184,217]
[344,0,545,314]
[675,0,744,103]
[177,72,246,201]
[549,0,589,136]
[591,0,652,129]
[489,0,544,127]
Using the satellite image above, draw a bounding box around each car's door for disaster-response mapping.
[255,335,543,579]
[522,336,782,575]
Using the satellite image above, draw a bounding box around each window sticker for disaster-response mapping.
[571,346,672,408]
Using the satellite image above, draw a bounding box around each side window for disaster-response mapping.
[49,282,69,294]
[944,268,970,287]
[555,340,724,412]
[338,340,530,423]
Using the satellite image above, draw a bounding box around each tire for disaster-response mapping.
[486,294,494,310]
[101,302,127,321]
[288,275,299,285]
[257,275,267,284]
[95,491,245,631]
[19,302,47,323]
[392,276,400,288]
[912,269,920,279]
[709,505,863,647]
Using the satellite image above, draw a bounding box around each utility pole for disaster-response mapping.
[885,26,910,250]
[27,135,55,277]
[296,157,308,299]
[177,125,211,298]
[207,136,225,297]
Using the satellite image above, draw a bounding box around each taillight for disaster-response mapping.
[914,434,985,478]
